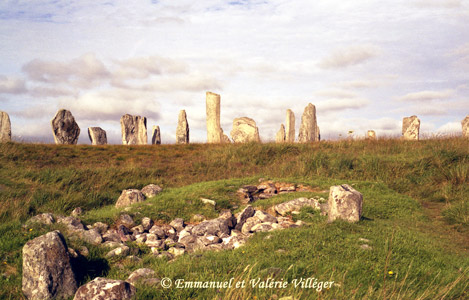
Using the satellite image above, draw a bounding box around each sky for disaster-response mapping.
[0,0,468,144]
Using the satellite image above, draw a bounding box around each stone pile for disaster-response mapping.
[0,110,11,142]
[51,109,80,144]
[237,181,316,203]
[230,117,261,143]
[176,110,189,144]
[402,115,420,140]
[87,127,107,145]
[120,114,147,145]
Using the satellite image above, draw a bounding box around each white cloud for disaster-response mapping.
[413,0,462,9]
[396,90,454,102]
[0,76,27,94]
[314,89,357,99]
[318,45,380,69]
[316,98,370,114]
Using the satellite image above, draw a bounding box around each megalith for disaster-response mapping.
[285,109,295,142]
[206,92,222,143]
[176,110,189,144]
[0,111,11,142]
[230,117,261,143]
[298,103,319,142]
[152,125,161,144]
[120,114,147,145]
[366,130,376,140]
[51,109,80,145]
[462,116,469,138]
[87,127,107,145]
[276,124,286,143]
[328,184,363,223]
[402,115,420,140]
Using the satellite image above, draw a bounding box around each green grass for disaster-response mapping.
[0,138,468,299]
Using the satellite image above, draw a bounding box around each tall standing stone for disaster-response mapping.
[402,115,420,140]
[87,127,107,145]
[152,125,161,144]
[176,110,189,144]
[276,124,286,143]
[51,109,80,145]
[366,130,376,140]
[0,111,11,142]
[230,117,261,143]
[120,114,147,145]
[298,103,319,143]
[285,109,295,142]
[462,116,469,138]
[206,92,222,143]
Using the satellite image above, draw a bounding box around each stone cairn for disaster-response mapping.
[462,116,469,138]
[286,109,295,142]
[120,114,147,145]
[0,110,11,142]
[366,130,376,140]
[298,103,320,142]
[230,117,261,143]
[51,109,80,145]
[88,127,107,145]
[276,124,286,143]
[176,110,189,144]
[151,125,161,144]
[402,115,420,140]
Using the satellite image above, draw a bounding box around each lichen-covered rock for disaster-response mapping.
[241,216,262,234]
[179,234,206,252]
[274,197,321,216]
[141,184,162,198]
[192,218,230,237]
[254,210,277,223]
[141,217,154,231]
[230,117,261,143]
[402,115,420,140]
[73,277,136,300]
[120,114,147,145]
[118,214,135,228]
[328,184,363,222]
[115,189,145,208]
[57,216,86,231]
[22,231,77,300]
[88,127,107,145]
[105,245,130,258]
[26,213,55,226]
[0,111,12,142]
[170,218,185,232]
[176,110,189,144]
[51,109,80,144]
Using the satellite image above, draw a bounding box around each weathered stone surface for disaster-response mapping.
[26,213,55,226]
[179,234,206,252]
[366,130,376,140]
[168,247,186,257]
[298,103,319,143]
[285,109,295,142]
[276,124,286,143]
[105,245,130,258]
[170,218,185,232]
[0,111,11,142]
[22,231,77,300]
[92,222,109,234]
[127,268,159,285]
[402,115,420,141]
[73,277,136,300]
[254,210,277,223]
[230,117,261,143]
[241,216,262,234]
[118,214,135,228]
[71,207,83,217]
[87,127,107,145]
[51,109,80,145]
[151,125,161,144]
[141,184,162,198]
[192,218,230,237]
[176,110,189,144]
[57,216,85,231]
[78,228,103,245]
[115,189,145,208]
[120,114,147,145]
[206,91,222,143]
[328,184,363,223]
[251,222,274,232]
[274,197,321,216]
[235,205,255,231]
[222,132,231,143]
[462,116,469,138]
[141,217,154,231]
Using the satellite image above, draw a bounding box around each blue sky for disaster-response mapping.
[0,0,468,143]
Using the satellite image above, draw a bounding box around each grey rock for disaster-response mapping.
[105,246,130,258]
[235,205,255,231]
[328,184,363,223]
[179,235,206,252]
[141,217,154,231]
[151,125,161,144]
[73,277,136,300]
[26,213,55,226]
[251,222,274,232]
[206,91,223,143]
[127,268,158,285]
[87,127,107,145]
[120,114,147,145]
[230,117,261,143]
[191,214,206,222]
[22,231,77,300]
[0,111,11,142]
[222,235,248,249]
[57,216,85,231]
[149,225,166,239]
[241,216,262,234]
[51,109,80,145]
[176,110,189,144]
[101,241,123,249]
[115,189,145,208]
[102,230,122,243]
[118,214,135,228]
[298,103,319,143]
[92,222,109,234]
[274,197,321,216]
[168,247,186,257]
[402,115,420,141]
[79,228,103,245]
[170,218,185,232]
[192,218,230,237]
[131,225,144,234]
[141,184,162,198]
[254,210,277,223]
[201,235,222,246]
[145,234,164,248]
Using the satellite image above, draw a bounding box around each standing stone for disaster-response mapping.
[51,109,80,145]
[120,114,147,145]
[328,184,363,223]
[462,116,469,138]
[276,124,286,143]
[22,231,77,300]
[298,103,319,143]
[176,110,189,144]
[366,130,376,140]
[152,125,161,144]
[221,130,231,143]
[87,127,107,145]
[206,92,222,143]
[230,117,261,143]
[285,109,295,142]
[402,115,420,140]
[0,111,11,142]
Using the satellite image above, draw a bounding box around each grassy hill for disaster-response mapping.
[0,138,467,299]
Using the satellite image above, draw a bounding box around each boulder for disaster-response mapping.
[276,124,286,143]
[120,114,147,145]
[206,91,223,143]
[328,184,363,222]
[151,125,161,144]
[176,110,189,144]
[22,231,77,300]
[285,109,295,142]
[87,127,107,145]
[366,130,376,140]
[402,115,420,140]
[51,109,80,144]
[141,184,162,198]
[0,111,11,142]
[73,277,136,300]
[462,115,469,138]
[298,103,319,143]
[230,117,261,143]
[274,197,321,216]
[115,189,145,208]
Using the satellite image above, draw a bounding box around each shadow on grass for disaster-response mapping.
[71,255,110,285]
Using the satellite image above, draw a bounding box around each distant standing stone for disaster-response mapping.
[222,132,231,143]
[462,116,469,138]
[87,127,107,145]
[152,125,161,144]
[176,110,189,144]
[285,109,295,142]
[120,114,147,145]
[366,130,376,140]
[206,92,222,143]
[230,117,261,143]
[51,109,80,144]
[298,103,319,143]
[328,184,363,223]
[0,110,11,142]
[402,115,420,140]
[276,124,286,143]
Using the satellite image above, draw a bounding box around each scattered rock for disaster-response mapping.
[79,228,103,245]
[70,207,83,217]
[241,216,262,234]
[360,244,372,250]
[254,210,277,223]
[0,111,11,142]
[141,184,162,198]
[105,246,130,258]
[201,198,216,206]
[73,277,136,300]
[87,127,107,145]
[230,117,261,143]
[176,110,189,144]
[118,214,135,228]
[51,109,80,145]
[402,115,420,141]
[274,198,321,216]
[141,217,154,231]
[168,247,186,257]
[192,218,230,237]
[328,184,363,223]
[115,189,145,208]
[120,114,147,145]
[57,216,85,231]
[191,214,206,223]
[366,130,376,140]
[170,218,185,232]
[26,213,55,226]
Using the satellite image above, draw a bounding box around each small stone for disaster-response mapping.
[92,222,109,234]
[191,214,206,223]
[235,205,255,231]
[274,198,321,216]
[70,207,83,217]
[168,247,186,257]
[360,244,372,250]
[115,189,145,208]
[26,213,55,226]
[101,241,123,249]
[119,214,135,228]
[78,246,89,257]
[73,277,136,300]
[141,217,154,231]
[141,184,163,198]
[127,268,156,285]
[131,225,145,234]
[170,218,185,232]
[105,246,130,258]
[57,216,85,231]
[254,210,277,223]
[201,198,216,206]
[241,216,262,234]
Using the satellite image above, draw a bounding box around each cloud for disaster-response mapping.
[318,45,380,69]
[436,121,463,134]
[449,43,469,70]
[0,76,27,94]
[113,56,188,81]
[28,86,76,98]
[396,90,454,102]
[413,0,462,9]
[314,89,357,99]
[316,98,370,113]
